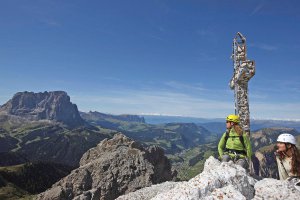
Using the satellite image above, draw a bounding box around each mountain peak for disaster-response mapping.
[0,91,84,127]
[37,133,174,200]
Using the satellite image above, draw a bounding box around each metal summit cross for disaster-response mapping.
[229,32,255,136]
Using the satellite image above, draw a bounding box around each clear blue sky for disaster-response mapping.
[0,0,299,120]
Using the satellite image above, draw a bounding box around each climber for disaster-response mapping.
[275,133,300,180]
[218,114,252,169]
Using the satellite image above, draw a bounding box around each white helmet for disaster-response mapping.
[277,133,297,145]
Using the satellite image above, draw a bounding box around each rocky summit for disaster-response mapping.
[36,133,174,200]
[117,157,300,200]
[0,91,84,127]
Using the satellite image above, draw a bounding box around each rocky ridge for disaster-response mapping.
[36,133,174,200]
[0,91,84,127]
[117,157,300,200]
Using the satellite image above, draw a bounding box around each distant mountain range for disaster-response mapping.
[1,91,300,199]
[0,91,299,167]
[0,91,213,167]
[142,115,300,132]
[81,111,213,154]
[142,115,224,124]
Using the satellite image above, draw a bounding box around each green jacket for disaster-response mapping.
[218,128,252,159]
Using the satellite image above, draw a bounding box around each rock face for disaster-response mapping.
[117,182,179,200]
[117,157,300,200]
[253,151,278,178]
[253,178,300,199]
[36,133,174,200]
[118,157,256,200]
[0,91,84,127]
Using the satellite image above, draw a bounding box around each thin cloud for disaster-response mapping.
[197,52,217,61]
[251,102,300,119]
[249,43,278,51]
[252,79,300,95]
[164,81,205,91]
[281,80,300,93]
[44,19,61,27]
[148,34,164,41]
[251,92,268,100]
[196,29,213,37]
[250,4,264,16]
[71,83,300,120]
[195,28,218,43]
[72,88,233,118]
[102,76,122,82]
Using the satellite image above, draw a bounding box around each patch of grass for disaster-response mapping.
[0,164,24,173]
[0,183,33,200]
[170,143,219,181]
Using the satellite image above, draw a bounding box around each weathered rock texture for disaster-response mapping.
[36,133,174,200]
[118,157,255,200]
[117,156,300,200]
[253,178,300,199]
[0,91,84,127]
[117,181,179,200]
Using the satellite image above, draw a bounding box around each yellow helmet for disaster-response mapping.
[226,114,240,124]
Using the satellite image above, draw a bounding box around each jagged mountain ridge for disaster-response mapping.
[80,111,145,124]
[1,90,300,195]
[0,91,84,127]
[82,111,214,154]
[0,91,213,168]
[37,134,174,200]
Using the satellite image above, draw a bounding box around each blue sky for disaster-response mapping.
[0,0,300,119]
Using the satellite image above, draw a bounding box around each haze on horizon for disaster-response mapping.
[0,0,300,120]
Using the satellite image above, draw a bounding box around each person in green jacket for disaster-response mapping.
[218,114,252,169]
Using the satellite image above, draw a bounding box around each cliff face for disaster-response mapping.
[0,91,84,127]
[36,133,174,200]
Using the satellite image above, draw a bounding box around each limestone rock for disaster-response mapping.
[118,156,300,200]
[36,133,174,200]
[203,185,246,200]
[118,156,256,200]
[253,178,300,200]
[0,91,84,127]
[116,182,179,200]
